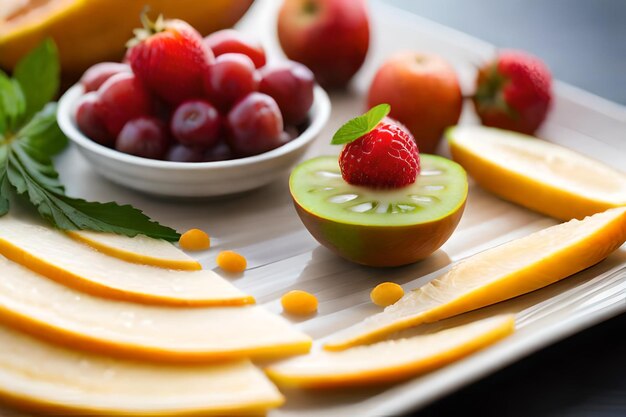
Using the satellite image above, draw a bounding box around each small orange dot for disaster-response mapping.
[370,282,404,307]
[216,250,247,273]
[179,229,210,251]
[281,290,318,316]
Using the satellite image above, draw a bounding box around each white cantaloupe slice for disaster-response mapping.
[0,256,312,361]
[67,230,202,270]
[325,207,626,350]
[0,216,250,306]
[0,323,283,416]
[267,315,514,388]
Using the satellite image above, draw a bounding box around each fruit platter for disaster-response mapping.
[0,0,625,416]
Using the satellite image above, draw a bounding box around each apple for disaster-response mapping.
[367,52,463,153]
[277,0,370,89]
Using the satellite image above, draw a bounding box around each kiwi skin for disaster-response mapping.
[292,198,466,267]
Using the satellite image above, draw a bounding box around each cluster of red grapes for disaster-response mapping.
[75,29,315,162]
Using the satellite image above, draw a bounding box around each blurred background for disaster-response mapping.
[384,0,626,105]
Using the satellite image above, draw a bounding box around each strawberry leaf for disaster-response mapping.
[331,104,390,145]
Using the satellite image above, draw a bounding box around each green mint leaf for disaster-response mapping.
[6,139,180,241]
[331,103,391,145]
[0,145,9,215]
[0,70,26,133]
[16,102,67,157]
[14,38,60,121]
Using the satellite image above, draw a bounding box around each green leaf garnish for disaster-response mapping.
[331,104,391,145]
[0,39,180,242]
[0,70,26,133]
[14,38,60,122]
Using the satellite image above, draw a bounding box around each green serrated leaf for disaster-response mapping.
[331,104,391,145]
[0,70,26,132]
[6,142,180,241]
[14,38,60,121]
[16,102,67,157]
[0,145,9,215]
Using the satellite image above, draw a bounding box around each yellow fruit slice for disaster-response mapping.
[0,0,253,77]
[447,125,626,220]
[0,255,311,362]
[0,323,283,416]
[67,230,202,270]
[0,216,250,306]
[325,207,626,351]
[268,315,514,388]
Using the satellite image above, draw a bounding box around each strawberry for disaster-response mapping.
[339,121,420,188]
[473,50,552,135]
[126,14,214,106]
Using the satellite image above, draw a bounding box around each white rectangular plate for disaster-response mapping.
[6,0,626,415]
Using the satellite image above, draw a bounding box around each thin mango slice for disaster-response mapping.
[0,256,311,362]
[0,216,250,306]
[268,315,514,388]
[67,230,202,270]
[325,207,626,351]
[447,125,626,220]
[0,322,283,416]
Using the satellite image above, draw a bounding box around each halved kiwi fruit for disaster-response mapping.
[289,155,468,267]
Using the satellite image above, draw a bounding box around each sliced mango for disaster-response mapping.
[67,230,202,270]
[0,216,250,306]
[447,125,626,220]
[268,315,514,388]
[0,256,311,362]
[325,207,626,351]
[0,322,283,416]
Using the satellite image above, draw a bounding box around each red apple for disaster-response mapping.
[277,0,369,89]
[367,52,463,153]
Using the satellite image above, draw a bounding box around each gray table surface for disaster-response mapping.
[381,1,626,416]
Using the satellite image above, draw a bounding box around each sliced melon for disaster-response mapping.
[290,155,467,266]
[0,216,250,306]
[0,256,311,361]
[447,125,626,220]
[67,230,202,270]
[268,315,514,388]
[325,207,626,350]
[0,322,283,416]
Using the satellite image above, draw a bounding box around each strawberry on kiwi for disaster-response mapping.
[126,14,215,106]
[289,105,467,267]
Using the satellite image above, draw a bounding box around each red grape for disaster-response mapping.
[226,92,283,156]
[80,62,130,93]
[204,140,234,162]
[204,53,258,111]
[170,100,221,148]
[204,29,266,69]
[75,93,113,147]
[166,144,205,162]
[116,117,169,159]
[259,61,314,125]
[98,73,152,137]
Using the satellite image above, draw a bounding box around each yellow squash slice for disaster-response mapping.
[0,216,250,306]
[0,256,311,362]
[268,315,514,388]
[0,323,283,416]
[67,230,201,270]
[325,207,626,351]
[447,125,626,220]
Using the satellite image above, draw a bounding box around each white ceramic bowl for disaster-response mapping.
[57,85,331,198]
